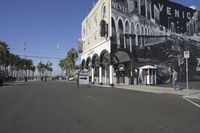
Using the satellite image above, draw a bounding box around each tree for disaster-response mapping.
[67,48,78,68]
[37,61,53,77]
[9,53,17,77]
[30,65,36,78]
[59,58,71,76]
[59,48,78,76]
[0,41,10,76]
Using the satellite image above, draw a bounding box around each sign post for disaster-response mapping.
[78,70,90,85]
[184,51,190,96]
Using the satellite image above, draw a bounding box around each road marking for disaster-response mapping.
[183,97,200,108]
[87,96,176,133]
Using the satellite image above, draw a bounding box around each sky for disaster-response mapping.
[0,0,199,75]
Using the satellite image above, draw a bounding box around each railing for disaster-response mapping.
[122,34,170,48]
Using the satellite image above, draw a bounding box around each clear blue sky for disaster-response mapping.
[0,0,96,75]
[0,0,199,75]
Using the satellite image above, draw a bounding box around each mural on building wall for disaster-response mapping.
[111,0,200,82]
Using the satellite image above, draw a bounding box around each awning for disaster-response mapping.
[139,65,157,70]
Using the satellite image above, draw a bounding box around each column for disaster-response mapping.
[91,67,94,84]
[139,0,141,15]
[145,0,147,18]
[109,64,114,86]
[117,33,120,48]
[136,35,138,46]
[130,59,134,85]
[124,34,126,48]
[155,71,157,85]
[99,66,103,85]
[104,69,107,84]
[130,36,132,52]
[150,2,152,20]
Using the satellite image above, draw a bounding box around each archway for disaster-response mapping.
[111,49,134,85]
[125,21,130,49]
[100,50,110,84]
[81,59,86,69]
[85,57,92,69]
[131,22,136,47]
[136,24,140,46]
[118,19,124,48]
[92,54,100,84]
[112,18,117,45]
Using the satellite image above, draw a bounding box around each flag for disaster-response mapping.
[24,41,26,50]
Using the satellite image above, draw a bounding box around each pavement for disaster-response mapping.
[0,81,200,133]
[94,84,200,100]
[117,85,200,99]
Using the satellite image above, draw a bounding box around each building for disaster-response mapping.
[80,0,200,86]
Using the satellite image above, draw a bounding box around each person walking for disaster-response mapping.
[172,69,178,91]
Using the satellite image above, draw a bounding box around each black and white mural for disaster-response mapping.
[111,0,200,83]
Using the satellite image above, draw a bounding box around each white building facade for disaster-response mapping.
[80,0,200,85]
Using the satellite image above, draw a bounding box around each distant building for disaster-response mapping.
[80,0,200,85]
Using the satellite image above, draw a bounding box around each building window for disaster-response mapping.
[102,4,106,19]
[89,22,91,33]
[94,16,98,27]
[134,1,138,13]
[140,0,146,17]
[147,0,151,20]
[94,35,97,41]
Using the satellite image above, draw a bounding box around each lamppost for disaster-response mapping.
[24,41,27,82]
[56,41,60,77]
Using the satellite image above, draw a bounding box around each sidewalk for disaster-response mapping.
[0,79,39,87]
[115,85,200,100]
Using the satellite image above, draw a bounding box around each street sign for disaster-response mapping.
[183,51,190,95]
[184,51,190,59]
[78,71,90,85]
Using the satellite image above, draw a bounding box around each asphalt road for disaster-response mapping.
[0,81,199,133]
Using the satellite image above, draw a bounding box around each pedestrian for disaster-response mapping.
[172,69,178,91]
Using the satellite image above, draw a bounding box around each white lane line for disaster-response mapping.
[183,97,200,108]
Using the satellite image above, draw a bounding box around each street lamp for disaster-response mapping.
[56,41,60,77]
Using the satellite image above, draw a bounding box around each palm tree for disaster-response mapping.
[59,58,71,76]
[37,61,53,78]
[13,55,20,78]
[30,65,36,79]
[60,48,78,76]
[45,62,53,76]
[8,53,20,77]
[0,41,10,76]
[15,57,24,78]
[67,48,78,68]
[37,62,44,77]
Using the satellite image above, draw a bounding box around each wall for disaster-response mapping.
[81,0,112,60]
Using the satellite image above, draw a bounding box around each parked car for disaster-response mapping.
[68,75,75,81]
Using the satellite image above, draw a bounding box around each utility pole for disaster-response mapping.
[24,41,27,82]
[56,41,60,77]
